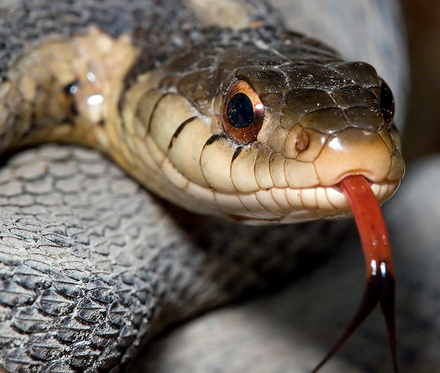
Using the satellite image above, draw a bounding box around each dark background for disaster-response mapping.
[401,0,440,161]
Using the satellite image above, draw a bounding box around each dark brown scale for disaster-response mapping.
[168,116,198,150]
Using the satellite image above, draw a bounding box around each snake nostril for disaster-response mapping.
[296,130,309,151]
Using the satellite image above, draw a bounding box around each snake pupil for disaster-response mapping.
[380,81,395,123]
[227,93,255,128]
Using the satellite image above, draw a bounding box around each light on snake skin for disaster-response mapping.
[328,137,343,151]
[87,94,104,106]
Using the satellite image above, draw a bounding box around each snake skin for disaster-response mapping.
[0,145,342,373]
[0,0,408,372]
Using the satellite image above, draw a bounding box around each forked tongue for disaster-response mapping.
[311,175,398,373]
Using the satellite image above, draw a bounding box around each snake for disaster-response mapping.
[0,0,406,372]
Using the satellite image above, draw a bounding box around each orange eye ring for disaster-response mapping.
[222,80,265,145]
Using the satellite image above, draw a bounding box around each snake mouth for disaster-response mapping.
[302,179,397,211]
[206,178,400,224]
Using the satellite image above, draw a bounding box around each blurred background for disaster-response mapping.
[402,0,440,161]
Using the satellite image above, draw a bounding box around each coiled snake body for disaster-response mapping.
[0,1,406,372]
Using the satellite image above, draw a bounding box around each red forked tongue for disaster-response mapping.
[311,175,398,373]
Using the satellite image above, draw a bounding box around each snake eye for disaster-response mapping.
[227,93,254,129]
[222,80,265,144]
[379,80,395,123]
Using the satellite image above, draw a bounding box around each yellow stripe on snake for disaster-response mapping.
[0,0,406,372]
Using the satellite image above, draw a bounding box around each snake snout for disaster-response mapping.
[313,127,403,188]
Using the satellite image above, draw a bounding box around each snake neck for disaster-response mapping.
[0,0,282,145]
[0,0,284,160]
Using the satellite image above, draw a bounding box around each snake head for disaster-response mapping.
[143,29,404,223]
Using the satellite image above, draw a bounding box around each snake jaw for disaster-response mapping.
[177,179,397,225]
[224,180,399,224]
